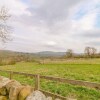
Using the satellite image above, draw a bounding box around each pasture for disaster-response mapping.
[0,58,100,100]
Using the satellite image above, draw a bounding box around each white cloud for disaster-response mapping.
[46,41,57,46]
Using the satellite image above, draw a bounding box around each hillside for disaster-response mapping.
[35,51,66,57]
[0,50,66,58]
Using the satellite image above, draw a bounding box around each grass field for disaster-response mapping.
[0,58,100,100]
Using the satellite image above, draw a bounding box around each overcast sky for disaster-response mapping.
[0,0,100,53]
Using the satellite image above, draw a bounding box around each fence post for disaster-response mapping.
[10,72,13,79]
[35,74,40,90]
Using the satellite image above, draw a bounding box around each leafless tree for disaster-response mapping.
[84,47,91,56]
[66,49,73,58]
[0,6,12,43]
[84,47,97,57]
[91,47,97,56]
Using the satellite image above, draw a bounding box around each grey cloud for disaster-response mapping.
[82,30,100,38]
[15,0,86,35]
[86,41,100,46]
[73,29,100,38]
[27,0,84,25]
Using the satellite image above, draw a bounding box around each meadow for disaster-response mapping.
[0,58,100,100]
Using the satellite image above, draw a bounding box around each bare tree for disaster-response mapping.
[84,47,97,57]
[91,47,97,56]
[66,49,73,58]
[0,6,12,43]
[84,47,91,57]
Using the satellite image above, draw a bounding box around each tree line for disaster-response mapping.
[66,47,100,58]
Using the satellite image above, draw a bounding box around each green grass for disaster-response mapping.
[0,59,100,100]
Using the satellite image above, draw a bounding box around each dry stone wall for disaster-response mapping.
[0,76,56,100]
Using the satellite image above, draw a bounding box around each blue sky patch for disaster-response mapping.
[73,7,87,20]
[95,14,100,28]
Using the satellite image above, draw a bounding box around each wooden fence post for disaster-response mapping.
[10,72,13,79]
[35,74,40,90]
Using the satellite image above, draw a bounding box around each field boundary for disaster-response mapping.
[0,70,100,100]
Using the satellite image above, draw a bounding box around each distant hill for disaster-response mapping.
[35,51,66,57]
[0,50,66,57]
[0,50,16,57]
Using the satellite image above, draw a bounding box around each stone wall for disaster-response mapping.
[0,76,57,100]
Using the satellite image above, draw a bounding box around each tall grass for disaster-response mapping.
[0,58,16,65]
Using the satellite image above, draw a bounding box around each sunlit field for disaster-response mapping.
[0,58,100,100]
